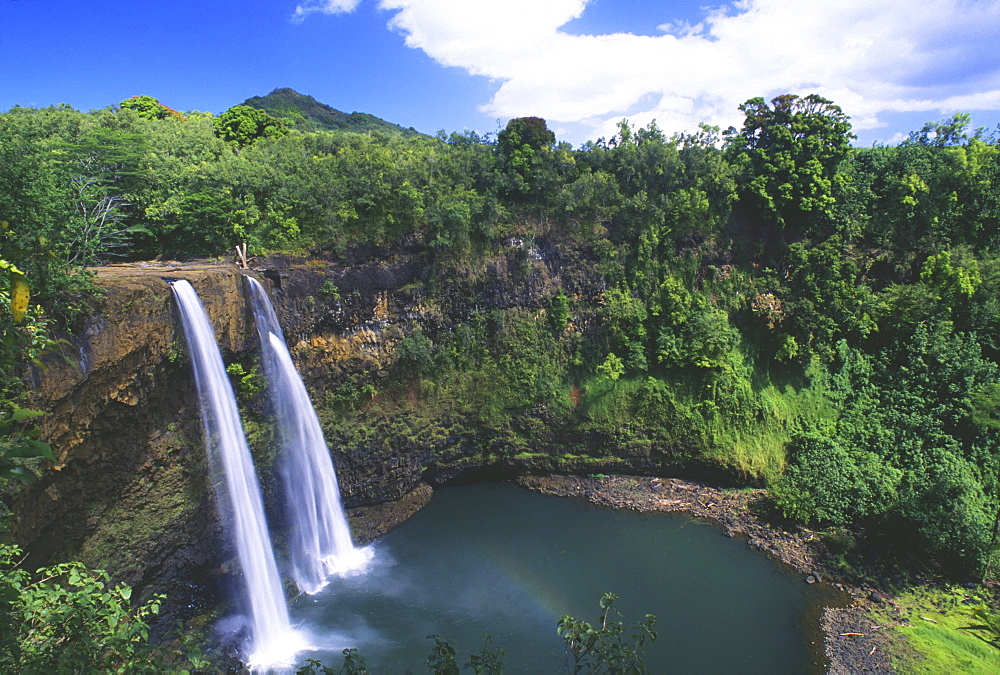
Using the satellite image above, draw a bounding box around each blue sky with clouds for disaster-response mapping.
[2,0,998,146]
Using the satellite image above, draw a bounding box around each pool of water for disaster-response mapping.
[291,483,832,673]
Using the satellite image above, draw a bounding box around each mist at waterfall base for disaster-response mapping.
[292,484,830,673]
[171,280,309,668]
[246,276,372,595]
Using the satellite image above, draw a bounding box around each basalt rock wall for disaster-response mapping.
[14,265,260,599]
[10,242,661,611]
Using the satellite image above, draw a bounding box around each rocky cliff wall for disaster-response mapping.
[14,264,259,603]
[8,247,573,597]
[9,242,681,617]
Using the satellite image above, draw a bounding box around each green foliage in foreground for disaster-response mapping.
[0,544,167,673]
[870,586,1000,674]
[0,406,55,483]
[557,593,658,674]
[1,262,64,482]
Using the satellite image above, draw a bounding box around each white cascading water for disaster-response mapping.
[245,276,372,595]
[171,280,307,668]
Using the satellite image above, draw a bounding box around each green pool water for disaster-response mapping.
[290,482,833,673]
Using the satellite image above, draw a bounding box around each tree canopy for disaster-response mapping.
[212,104,288,148]
[725,94,854,235]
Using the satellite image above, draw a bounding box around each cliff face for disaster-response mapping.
[9,251,553,597]
[15,264,256,599]
[10,242,666,612]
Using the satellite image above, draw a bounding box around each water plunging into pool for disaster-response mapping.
[246,276,372,595]
[171,280,307,668]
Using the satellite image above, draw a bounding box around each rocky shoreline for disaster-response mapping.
[348,482,434,545]
[513,474,896,673]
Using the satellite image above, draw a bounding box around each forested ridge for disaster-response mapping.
[243,87,427,136]
[3,89,1000,590]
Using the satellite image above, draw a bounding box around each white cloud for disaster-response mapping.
[326,0,1000,143]
[293,0,362,22]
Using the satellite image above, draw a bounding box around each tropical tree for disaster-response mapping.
[496,116,558,204]
[782,235,876,354]
[725,94,854,236]
[119,95,185,122]
[904,112,979,147]
[213,104,288,148]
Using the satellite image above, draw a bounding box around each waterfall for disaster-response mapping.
[171,280,306,668]
[246,276,372,595]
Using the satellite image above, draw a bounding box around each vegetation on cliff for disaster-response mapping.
[3,91,1000,595]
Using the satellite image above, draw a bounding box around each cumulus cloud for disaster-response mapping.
[320,0,1000,142]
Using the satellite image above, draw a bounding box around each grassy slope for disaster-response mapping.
[872,586,1000,673]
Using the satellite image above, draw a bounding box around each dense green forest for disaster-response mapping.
[3,89,1000,591]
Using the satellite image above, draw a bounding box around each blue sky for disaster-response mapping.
[2,0,999,146]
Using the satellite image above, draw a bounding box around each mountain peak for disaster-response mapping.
[242,88,423,136]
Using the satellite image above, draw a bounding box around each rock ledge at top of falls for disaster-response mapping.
[32,262,255,455]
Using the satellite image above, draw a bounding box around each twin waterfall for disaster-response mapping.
[171,278,368,668]
[246,276,372,594]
